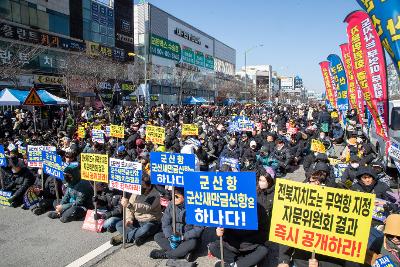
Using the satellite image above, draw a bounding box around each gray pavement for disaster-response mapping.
[0,206,112,267]
[0,168,306,267]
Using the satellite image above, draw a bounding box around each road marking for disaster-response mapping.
[66,242,113,267]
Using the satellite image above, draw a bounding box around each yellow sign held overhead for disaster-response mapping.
[81,153,109,183]
[269,179,374,263]
[78,127,86,139]
[23,88,44,106]
[146,125,165,145]
[110,125,125,139]
[182,124,199,136]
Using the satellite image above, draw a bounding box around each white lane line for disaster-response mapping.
[66,242,113,267]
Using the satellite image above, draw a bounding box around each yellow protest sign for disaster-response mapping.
[146,125,165,145]
[311,139,326,153]
[269,179,374,263]
[93,125,102,130]
[78,126,86,138]
[80,153,109,183]
[182,124,199,136]
[110,125,125,139]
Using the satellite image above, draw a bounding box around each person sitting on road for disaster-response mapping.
[351,166,393,201]
[48,164,93,223]
[4,154,34,208]
[110,175,162,246]
[271,138,293,177]
[93,183,122,233]
[340,155,361,188]
[150,187,204,262]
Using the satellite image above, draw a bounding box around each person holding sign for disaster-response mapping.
[110,175,162,246]
[375,214,400,266]
[150,187,204,262]
[48,165,93,223]
[4,155,34,207]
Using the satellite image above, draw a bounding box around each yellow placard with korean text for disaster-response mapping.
[310,139,326,153]
[269,179,374,263]
[182,124,199,136]
[80,153,109,183]
[93,125,102,130]
[146,125,165,145]
[78,126,86,139]
[110,125,125,139]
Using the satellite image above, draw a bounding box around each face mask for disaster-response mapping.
[259,180,268,189]
[351,163,359,169]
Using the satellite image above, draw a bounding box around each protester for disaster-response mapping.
[150,187,204,262]
[110,175,162,246]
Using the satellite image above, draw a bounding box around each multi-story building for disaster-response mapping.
[0,0,134,104]
[133,2,236,104]
[236,65,273,101]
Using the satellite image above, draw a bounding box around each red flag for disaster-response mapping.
[344,11,389,140]
[339,43,364,125]
[319,61,337,109]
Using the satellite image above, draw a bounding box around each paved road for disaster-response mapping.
[0,168,305,267]
[0,206,113,267]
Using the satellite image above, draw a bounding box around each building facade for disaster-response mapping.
[133,3,236,104]
[0,0,134,105]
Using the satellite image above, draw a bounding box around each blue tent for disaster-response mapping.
[223,98,237,105]
[0,88,68,106]
[182,96,202,105]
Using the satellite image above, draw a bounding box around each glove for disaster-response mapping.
[93,213,105,220]
[169,235,182,249]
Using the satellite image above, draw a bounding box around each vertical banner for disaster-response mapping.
[327,54,349,113]
[269,179,374,263]
[345,11,389,140]
[81,153,109,183]
[357,0,400,75]
[0,145,6,167]
[319,61,338,110]
[150,152,195,186]
[109,158,142,194]
[184,172,258,230]
[340,43,365,125]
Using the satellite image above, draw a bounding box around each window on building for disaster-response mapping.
[0,0,12,20]
[37,9,49,31]
[20,1,29,25]
[29,6,37,27]
[49,11,70,36]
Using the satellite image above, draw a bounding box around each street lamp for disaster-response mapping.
[244,44,263,103]
[128,52,149,117]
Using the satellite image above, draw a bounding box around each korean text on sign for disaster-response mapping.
[182,124,199,136]
[81,153,109,183]
[228,116,255,133]
[310,139,326,153]
[0,190,12,206]
[0,145,6,167]
[78,126,86,138]
[219,157,240,171]
[110,125,125,139]
[388,141,400,162]
[91,129,105,144]
[184,171,257,230]
[150,152,195,186]
[27,145,56,168]
[373,255,395,267]
[269,179,375,263]
[146,125,165,145]
[109,158,142,194]
[42,151,66,180]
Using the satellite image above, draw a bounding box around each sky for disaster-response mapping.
[136,0,361,93]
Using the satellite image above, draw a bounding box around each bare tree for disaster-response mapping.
[0,43,44,87]
[171,65,195,105]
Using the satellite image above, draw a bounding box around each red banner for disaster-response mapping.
[345,11,388,140]
[340,43,364,124]
[319,61,337,109]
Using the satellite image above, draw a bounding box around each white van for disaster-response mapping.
[365,100,400,168]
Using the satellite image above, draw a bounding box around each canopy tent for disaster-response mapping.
[222,98,238,106]
[196,97,209,103]
[0,88,68,106]
[183,96,201,105]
